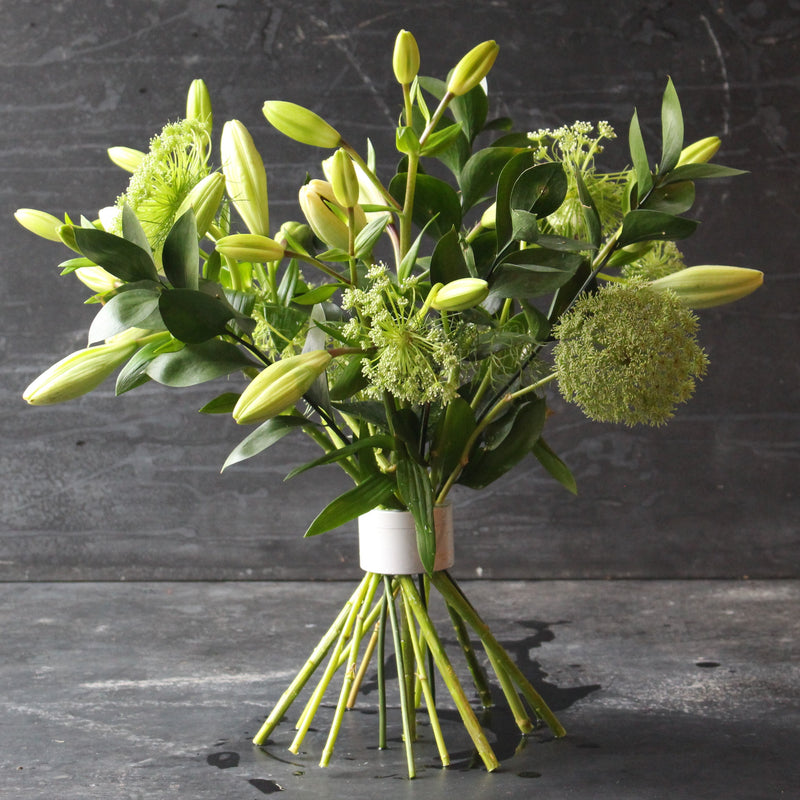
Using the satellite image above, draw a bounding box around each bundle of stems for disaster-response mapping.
[252,571,565,778]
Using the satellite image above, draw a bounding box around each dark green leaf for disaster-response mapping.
[660,163,748,184]
[495,151,538,248]
[158,288,235,343]
[618,209,699,247]
[659,77,684,175]
[430,397,475,489]
[512,162,568,219]
[198,392,240,414]
[120,204,152,255]
[328,354,369,401]
[573,168,602,249]
[147,339,255,387]
[420,121,464,156]
[532,437,577,495]
[354,214,389,259]
[73,227,159,283]
[510,209,540,243]
[642,180,695,215]
[459,146,519,212]
[389,172,462,238]
[430,227,470,283]
[304,473,396,537]
[285,435,394,480]
[115,336,178,396]
[331,400,389,429]
[397,217,437,282]
[223,415,310,471]
[88,288,163,343]
[162,208,199,290]
[395,457,436,574]
[628,109,653,197]
[292,284,340,305]
[489,248,584,299]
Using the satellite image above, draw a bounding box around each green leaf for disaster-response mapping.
[659,77,684,175]
[328,354,369,401]
[396,125,421,156]
[573,168,602,249]
[510,209,540,243]
[397,217,436,282]
[88,287,163,343]
[162,208,199,290]
[73,227,159,284]
[495,150,538,248]
[389,172,461,239]
[198,392,240,414]
[430,396,475,489]
[458,146,518,212]
[354,214,389,259]
[660,163,748,184]
[291,284,340,306]
[430,226,470,283]
[120,204,152,256]
[158,288,235,343]
[284,434,394,480]
[458,398,546,489]
[618,209,699,247]
[223,415,310,471]
[395,457,436,574]
[489,248,584,299]
[511,162,568,219]
[304,473,396,537]
[420,121,464,156]
[115,336,177,396]
[628,109,653,197]
[332,400,389,429]
[532,437,577,495]
[642,180,695,215]
[147,339,255,387]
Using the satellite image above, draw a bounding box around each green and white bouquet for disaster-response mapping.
[17,31,762,776]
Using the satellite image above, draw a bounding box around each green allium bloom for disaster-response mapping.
[623,240,687,282]
[115,118,210,252]
[552,281,708,426]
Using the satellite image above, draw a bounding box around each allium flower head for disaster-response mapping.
[553,281,708,426]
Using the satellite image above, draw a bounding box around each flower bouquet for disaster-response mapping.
[17,31,762,776]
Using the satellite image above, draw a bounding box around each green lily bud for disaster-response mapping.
[447,40,499,97]
[298,179,366,251]
[107,146,145,172]
[176,172,225,238]
[329,148,360,208]
[393,29,420,84]
[232,350,332,424]
[74,265,121,294]
[23,339,138,406]
[650,265,763,308]
[262,100,342,149]
[215,233,285,262]
[14,208,63,242]
[186,78,212,135]
[676,136,721,167]
[479,202,496,230]
[430,277,489,311]
[221,120,270,236]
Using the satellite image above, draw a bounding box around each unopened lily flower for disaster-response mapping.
[299,179,366,251]
[262,101,342,149]
[215,233,285,262]
[107,146,146,173]
[176,172,226,238]
[650,265,764,308]
[221,120,270,236]
[393,30,420,85]
[232,350,332,424]
[329,148,360,209]
[186,78,213,135]
[447,40,499,96]
[74,265,122,294]
[676,136,721,167]
[430,278,489,311]
[14,208,63,242]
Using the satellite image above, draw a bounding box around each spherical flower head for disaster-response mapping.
[552,281,708,426]
[623,240,687,282]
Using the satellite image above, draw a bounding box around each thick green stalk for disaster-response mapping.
[377,585,389,750]
[398,576,500,772]
[446,604,493,708]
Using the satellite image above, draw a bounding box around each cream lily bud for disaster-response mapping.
[480,202,496,230]
[186,78,212,134]
[221,120,270,236]
[74,266,122,294]
[431,277,489,311]
[676,136,721,167]
[262,100,342,149]
[329,148,360,208]
[107,146,145,173]
[298,179,366,251]
[393,29,420,84]
[447,40,499,97]
[176,172,226,238]
[14,208,63,242]
[650,265,763,309]
[232,350,332,424]
[276,221,314,253]
[215,233,285,262]
[23,339,138,406]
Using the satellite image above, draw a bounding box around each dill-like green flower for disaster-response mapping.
[342,265,460,405]
[623,240,687,281]
[552,281,708,426]
[115,118,210,252]
[528,121,625,239]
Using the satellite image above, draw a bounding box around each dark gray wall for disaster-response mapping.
[1,0,797,580]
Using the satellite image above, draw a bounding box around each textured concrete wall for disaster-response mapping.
[1,0,797,580]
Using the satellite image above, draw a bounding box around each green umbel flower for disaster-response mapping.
[623,240,687,281]
[553,281,708,426]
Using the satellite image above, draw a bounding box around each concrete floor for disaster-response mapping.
[2,580,798,799]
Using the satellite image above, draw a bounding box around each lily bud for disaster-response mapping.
[232,350,332,424]
[276,220,314,253]
[479,202,496,230]
[186,78,212,135]
[221,120,270,236]
[107,146,145,172]
[650,265,763,309]
[74,265,122,294]
[176,172,225,238]
[14,208,63,242]
[393,30,420,84]
[431,277,489,311]
[215,233,285,262]
[329,148,360,208]
[23,339,138,406]
[676,136,721,167]
[262,101,342,149]
[298,179,366,251]
[447,40,499,97]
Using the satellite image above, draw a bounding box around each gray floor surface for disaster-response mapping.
[2,579,798,799]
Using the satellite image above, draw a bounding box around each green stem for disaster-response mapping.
[447,604,493,708]
[377,585,388,750]
[398,576,500,772]
[285,248,352,285]
[399,152,419,259]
